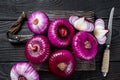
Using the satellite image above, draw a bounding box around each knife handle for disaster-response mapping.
[101,46,110,76]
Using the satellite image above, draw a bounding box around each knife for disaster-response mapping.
[101,7,115,77]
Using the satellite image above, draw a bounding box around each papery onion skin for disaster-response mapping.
[72,31,98,60]
[25,35,50,64]
[10,62,40,80]
[49,50,76,77]
[48,18,75,48]
[27,11,49,34]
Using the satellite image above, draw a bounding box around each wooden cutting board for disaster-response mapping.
[30,10,96,71]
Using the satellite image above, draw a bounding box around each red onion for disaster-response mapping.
[72,31,98,60]
[48,18,74,48]
[69,16,94,32]
[27,11,49,34]
[25,35,50,64]
[94,18,108,44]
[69,16,79,25]
[49,50,76,77]
[10,62,39,80]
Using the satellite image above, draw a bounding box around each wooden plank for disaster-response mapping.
[0,62,120,80]
[0,0,120,20]
[31,58,95,71]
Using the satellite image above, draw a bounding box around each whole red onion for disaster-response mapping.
[10,62,40,80]
[27,11,49,34]
[49,50,76,77]
[25,35,50,64]
[72,31,98,60]
[48,18,74,48]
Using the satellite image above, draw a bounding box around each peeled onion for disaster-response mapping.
[48,18,74,48]
[27,11,49,34]
[10,62,39,80]
[94,18,108,44]
[25,35,50,64]
[49,50,76,77]
[69,16,94,32]
[72,31,98,60]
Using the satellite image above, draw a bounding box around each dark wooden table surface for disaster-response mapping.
[0,0,120,80]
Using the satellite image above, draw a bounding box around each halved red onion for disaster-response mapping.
[94,18,108,44]
[69,16,79,25]
[25,35,50,64]
[49,50,76,77]
[48,18,74,48]
[69,16,94,32]
[72,31,98,60]
[27,11,49,34]
[10,62,39,80]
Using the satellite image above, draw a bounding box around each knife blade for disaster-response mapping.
[101,7,115,77]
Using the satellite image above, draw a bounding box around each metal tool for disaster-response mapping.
[101,7,115,77]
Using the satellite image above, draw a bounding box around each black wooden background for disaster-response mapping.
[0,0,120,80]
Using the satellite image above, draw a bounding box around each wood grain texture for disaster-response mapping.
[0,0,120,20]
[0,62,120,80]
[0,0,120,80]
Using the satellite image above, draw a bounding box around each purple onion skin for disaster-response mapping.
[72,31,98,60]
[49,50,76,77]
[27,11,49,34]
[48,18,75,48]
[10,62,40,80]
[25,35,50,64]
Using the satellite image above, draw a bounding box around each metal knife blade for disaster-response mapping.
[101,7,115,77]
[106,7,115,46]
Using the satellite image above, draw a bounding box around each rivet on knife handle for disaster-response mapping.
[101,46,110,77]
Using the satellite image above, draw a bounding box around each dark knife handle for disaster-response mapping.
[101,46,110,77]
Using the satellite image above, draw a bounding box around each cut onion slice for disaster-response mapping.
[94,18,108,44]
[69,16,94,32]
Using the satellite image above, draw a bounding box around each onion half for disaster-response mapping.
[48,18,75,48]
[49,50,76,77]
[27,11,49,34]
[25,35,50,64]
[69,16,94,32]
[72,31,98,60]
[10,62,39,80]
[94,18,108,44]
